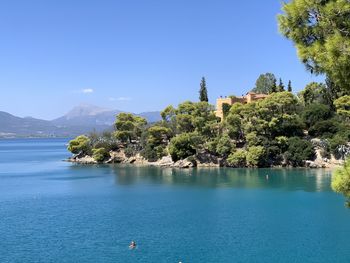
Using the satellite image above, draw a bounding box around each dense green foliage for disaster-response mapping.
[252,73,277,94]
[298,82,329,106]
[222,103,231,118]
[302,103,332,128]
[278,0,350,94]
[334,95,350,118]
[246,146,265,167]
[332,158,350,207]
[227,149,247,167]
[229,92,304,139]
[215,134,235,157]
[92,147,109,162]
[141,125,171,161]
[284,137,315,166]
[68,135,91,155]
[169,132,201,161]
[114,113,147,143]
[68,132,119,162]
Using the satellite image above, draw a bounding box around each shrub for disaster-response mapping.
[124,145,139,158]
[227,149,247,167]
[246,146,265,167]
[331,158,350,207]
[224,114,242,140]
[246,132,262,147]
[168,133,201,161]
[284,137,315,166]
[92,147,109,162]
[141,144,158,162]
[92,131,119,151]
[334,95,350,119]
[277,115,305,137]
[147,126,171,145]
[68,135,91,155]
[207,138,218,154]
[302,103,332,128]
[275,136,289,152]
[140,125,171,161]
[308,119,340,138]
[263,139,285,166]
[216,134,235,157]
[222,103,232,118]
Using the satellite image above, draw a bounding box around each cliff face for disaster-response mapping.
[306,138,347,168]
[305,149,344,169]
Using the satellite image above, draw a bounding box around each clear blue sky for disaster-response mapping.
[0,0,322,120]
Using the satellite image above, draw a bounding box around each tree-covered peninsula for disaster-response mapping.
[67,79,350,168]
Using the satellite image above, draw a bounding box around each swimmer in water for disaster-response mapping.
[129,241,136,249]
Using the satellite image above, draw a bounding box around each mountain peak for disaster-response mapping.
[64,104,111,119]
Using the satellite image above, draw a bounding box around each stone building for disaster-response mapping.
[215,92,269,119]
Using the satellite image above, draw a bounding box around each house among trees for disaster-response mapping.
[215,92,269,119]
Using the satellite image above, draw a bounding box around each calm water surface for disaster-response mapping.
[0,138,349,263]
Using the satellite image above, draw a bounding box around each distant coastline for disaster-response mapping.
[0,135,73,139]
[0,106,162,138]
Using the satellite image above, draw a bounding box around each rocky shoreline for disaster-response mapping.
[66,147,344,169]
[67,151,219,168]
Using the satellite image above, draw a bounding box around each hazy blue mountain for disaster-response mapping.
[0,111,59,137]
[137,111,162,123]
[52,104,121,128]
[52,104,161,127]
[0,104,162,138]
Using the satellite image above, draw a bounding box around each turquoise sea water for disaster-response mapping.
[0,138,350,263]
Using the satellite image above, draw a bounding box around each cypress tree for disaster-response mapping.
[278,78,285,92]
[288,80,292,92]
[199,77,208,102]
[271,78,277,93]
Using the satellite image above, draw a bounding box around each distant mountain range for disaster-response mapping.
[0,104,161,138]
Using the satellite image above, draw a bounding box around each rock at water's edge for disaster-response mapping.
[68,155,97,164]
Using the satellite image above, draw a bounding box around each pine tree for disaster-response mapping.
[278,78,285,92]
[252,73,277,94]
[279,0,350,93]
[288,80,292,92]
[199,77,208,102]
